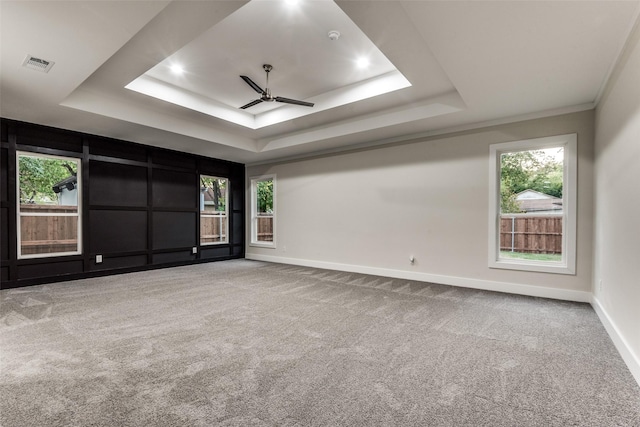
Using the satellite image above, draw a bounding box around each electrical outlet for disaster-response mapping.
[598,279,603,292]
[96,254,103,264]
[192,247,198,254]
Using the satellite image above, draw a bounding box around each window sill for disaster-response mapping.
[489,258,575,275]
[18,250,82,260]
[249,242,276,249]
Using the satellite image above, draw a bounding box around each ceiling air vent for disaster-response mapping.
[22,55,55,73]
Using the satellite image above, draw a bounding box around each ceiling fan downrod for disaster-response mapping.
[263,64,273,101]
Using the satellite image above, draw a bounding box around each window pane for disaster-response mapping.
[256,179,273,215]
[255,178,273,243]
[200,175,228,244]
[20,214,79,255]
[200,216,228,244]
[256,217,273,242]
[200,176,227,213]
[250,176,275,246]
[18,153,81,258]
[19,155,78,206]
[499,147,564,261]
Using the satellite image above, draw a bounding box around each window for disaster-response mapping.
[17,152,82,258]
[200,176,228,245]
[489,134,576,274]
[250,175,275,247]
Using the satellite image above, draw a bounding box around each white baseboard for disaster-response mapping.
[591,296,640,387]
[245,253,591,302]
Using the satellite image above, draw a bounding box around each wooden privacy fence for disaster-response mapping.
[200,214,227,244]
[19,204,78,255]
[500,215,562,254]
[257,216,273,241]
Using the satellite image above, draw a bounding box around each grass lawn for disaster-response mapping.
[500,251,562,262]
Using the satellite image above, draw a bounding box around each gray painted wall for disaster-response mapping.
[246,110,594,301]
[594,17,640,380]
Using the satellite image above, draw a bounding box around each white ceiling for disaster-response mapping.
[133,0,410,124]
[1,1,639,165]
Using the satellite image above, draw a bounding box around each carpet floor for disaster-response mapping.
[1,260,639,426]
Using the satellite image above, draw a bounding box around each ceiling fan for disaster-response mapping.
[239,64,314,110]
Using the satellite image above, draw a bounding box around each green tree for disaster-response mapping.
[500,185,522,213]
[500,150,563,213]
[257,179,273,213]
[201,176,226,211]
[526,163,563,198]
[18,155,76,204]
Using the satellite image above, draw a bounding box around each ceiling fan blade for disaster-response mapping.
[239,99,264,109]
[275,96,314,107]
[240,75,264,94]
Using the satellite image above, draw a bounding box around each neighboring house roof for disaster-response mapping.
[52,176,77,193]
[515,190,562,213]
[516,189,555,200]
[201,187,219,203]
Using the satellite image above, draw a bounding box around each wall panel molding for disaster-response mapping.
[0,118,245,288]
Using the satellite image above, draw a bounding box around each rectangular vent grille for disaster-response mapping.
[22,55,55,73]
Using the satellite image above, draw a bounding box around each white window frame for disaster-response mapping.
[200,175,229,246]
[250,174,276,248]
[488,134,577,275]
[16,151,83,259]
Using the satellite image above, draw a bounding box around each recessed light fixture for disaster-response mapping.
[170,64,184,74]
[356,57,370,69]
[285,0,299,6]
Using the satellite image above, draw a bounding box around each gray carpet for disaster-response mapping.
[1,260,639,426]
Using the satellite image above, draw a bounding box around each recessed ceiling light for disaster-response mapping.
[356,57,370,69]
[285,0,299,6]
[170,64,184,74]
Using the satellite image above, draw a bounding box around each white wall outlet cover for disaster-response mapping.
[96,255,103,263]
[192,247,198,254]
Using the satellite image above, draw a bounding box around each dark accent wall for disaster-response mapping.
[0,119,245,288]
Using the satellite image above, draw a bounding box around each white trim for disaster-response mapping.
[593,3,640,106]
[591,297,640,387]
[249,241,276,249]
[199,175,229,246]
[257,94,462,152]
[19,213,79,217]
[126,70,411,131]
[488,134,577,275]
[16,151,82,259]
[249,174,276,248]
[245,102,594,168]
[245,253,591,303]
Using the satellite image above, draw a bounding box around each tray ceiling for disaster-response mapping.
[1,1,638,164]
